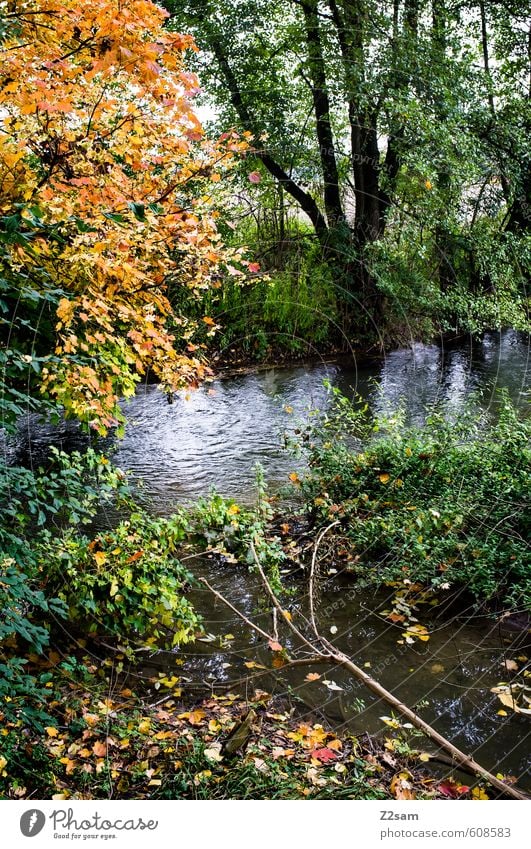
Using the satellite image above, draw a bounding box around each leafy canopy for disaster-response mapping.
[0,0,249,432]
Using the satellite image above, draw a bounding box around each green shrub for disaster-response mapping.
[43,512,200,650]
[298,387,530,609]
[0,449,200,732]
[180,465,286,592]
[0,449,129,729]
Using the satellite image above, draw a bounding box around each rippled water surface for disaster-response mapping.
[111,330,529,510]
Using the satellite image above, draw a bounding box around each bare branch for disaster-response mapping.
[198,576,273,642]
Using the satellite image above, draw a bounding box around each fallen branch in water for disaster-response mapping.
[199,539,528,800]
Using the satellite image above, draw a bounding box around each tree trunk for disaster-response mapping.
[301,0,345,227]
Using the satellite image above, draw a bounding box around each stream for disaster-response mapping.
[9,330,531,784]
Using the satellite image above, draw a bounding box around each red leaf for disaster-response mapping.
[310,747,338,763]
[438,780,462,798]
[248,171,261,183]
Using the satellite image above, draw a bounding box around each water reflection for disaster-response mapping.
[112,330,528,510]
[5,331,529,509]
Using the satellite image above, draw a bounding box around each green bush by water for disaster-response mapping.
[297,387,530,610]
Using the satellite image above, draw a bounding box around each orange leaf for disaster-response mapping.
[187,709,206,726]
[126,550,144,563]
[388,612,405,623]
[390,771,416,800]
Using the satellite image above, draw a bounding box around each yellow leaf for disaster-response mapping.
[159,676,179,688]
[493,691,520,712]
[204,745,223,762]
[497,710,508,716]
[56,298,75,323]
[380,716,400,729]
[94,551,107,567]
[390,771,416,800]
[471,787,489,800]
[138,719,151,734]
[418,752,431,762]
[379,473,390,484]
[45,727,59,737]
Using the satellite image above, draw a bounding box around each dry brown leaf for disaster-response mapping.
[390,771,416,800]
[92,741,107,757]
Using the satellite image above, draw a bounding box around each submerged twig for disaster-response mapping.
[199,576,273,642]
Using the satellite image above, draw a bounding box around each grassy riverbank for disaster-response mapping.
[291,388,530,613]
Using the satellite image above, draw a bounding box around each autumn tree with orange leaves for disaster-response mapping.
[0,0,249,432]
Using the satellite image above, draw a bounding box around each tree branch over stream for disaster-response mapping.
[200,537,529,801]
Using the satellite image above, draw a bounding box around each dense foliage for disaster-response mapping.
[0,0,251,433]
[165,0,530,346]
[0,444,202,704]
[297,387,530,609]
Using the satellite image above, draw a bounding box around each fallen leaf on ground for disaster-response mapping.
[310,747,338,763]
[390,771,416,800]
